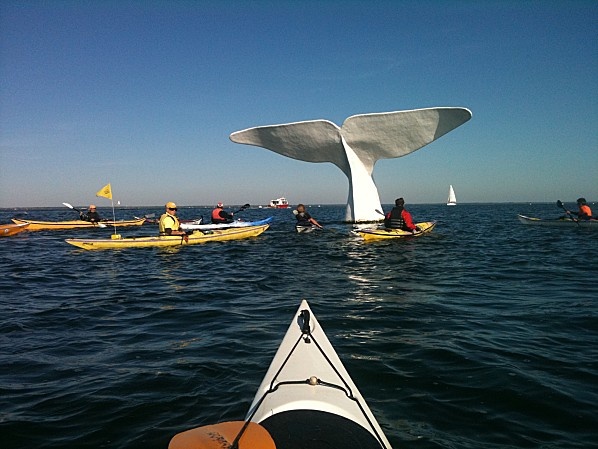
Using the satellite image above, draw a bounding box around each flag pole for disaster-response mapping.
[111,194,117,235]
[95,183,117,235]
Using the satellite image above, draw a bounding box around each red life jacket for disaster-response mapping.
[211,208,224,223]
[579,204,592,218]
[212,208,233,224]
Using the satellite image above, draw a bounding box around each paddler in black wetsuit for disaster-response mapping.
[293,204,323,230]
[80,204,102,223]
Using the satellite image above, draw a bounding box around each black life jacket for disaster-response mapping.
[295,211,311,226]
[385,207,406,229]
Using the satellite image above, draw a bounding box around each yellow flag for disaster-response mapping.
[96,183,112,200]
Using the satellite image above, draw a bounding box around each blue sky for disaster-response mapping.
[1,0,596,208]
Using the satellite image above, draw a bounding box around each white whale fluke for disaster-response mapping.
[230,107,472,222]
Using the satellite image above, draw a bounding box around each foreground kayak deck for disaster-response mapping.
[1,222,29,237]
[517,214,598,228]
[65,224,269,249]
[355,221,436,241]
[248,299,392,448]
[169,300,392,449]
[11,217,145,231]
[181,216,273,231]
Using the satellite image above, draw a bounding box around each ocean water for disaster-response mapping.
[1,203,596,449]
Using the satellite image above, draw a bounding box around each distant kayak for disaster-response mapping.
[355,221,436,241]
[180,216,273,231]
[11,217,145,231]
[1,222,29,237]
[517,214,598,229]
[169,299,392,449]
[65,224,269,250]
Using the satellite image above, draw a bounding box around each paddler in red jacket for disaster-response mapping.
[384,198,419,233]
[567,198,593,220]
[211,202,234,224]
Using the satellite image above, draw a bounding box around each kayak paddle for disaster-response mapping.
[63,202,106,227]
[234,203,251,214]
[62,202,82,214]
[557,200,580,226]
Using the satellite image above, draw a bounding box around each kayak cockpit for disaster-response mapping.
[262,409,386,448]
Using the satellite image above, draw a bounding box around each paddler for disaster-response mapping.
[159,202,188,241]
[566,198,593,220]
[80,204,102,223]
[211,202,234,224]
[293,203,323,229]
[384,197,419,233]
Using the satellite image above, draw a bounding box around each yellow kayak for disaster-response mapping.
[65,224,269,250]
[355,221,436,241]
[11,217,145,231]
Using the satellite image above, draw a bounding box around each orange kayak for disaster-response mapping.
[1,222,30,237]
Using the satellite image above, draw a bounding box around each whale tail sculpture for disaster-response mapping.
[230,107,472,222]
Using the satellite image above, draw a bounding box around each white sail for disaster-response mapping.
[447,185,457,206]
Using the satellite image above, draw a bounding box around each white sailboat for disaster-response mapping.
[447,185,457,206]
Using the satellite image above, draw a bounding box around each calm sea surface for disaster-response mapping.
[1,203,597,449]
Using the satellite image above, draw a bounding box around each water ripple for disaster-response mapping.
[1,204,597,448]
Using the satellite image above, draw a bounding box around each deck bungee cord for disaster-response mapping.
[230,308,390,449]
